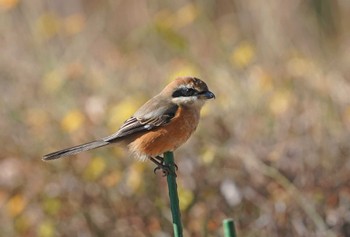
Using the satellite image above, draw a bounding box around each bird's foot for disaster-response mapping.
[150,156,178,177]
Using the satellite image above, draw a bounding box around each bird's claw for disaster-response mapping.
[153,165,171,176]
[150,156,177,177]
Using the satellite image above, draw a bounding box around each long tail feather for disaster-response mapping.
[43,140,109,160]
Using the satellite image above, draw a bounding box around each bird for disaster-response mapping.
[43,76,215,175]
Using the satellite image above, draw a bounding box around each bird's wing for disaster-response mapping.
[103,96,178,143]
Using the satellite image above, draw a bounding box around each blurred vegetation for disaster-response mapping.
[1,0,350,236]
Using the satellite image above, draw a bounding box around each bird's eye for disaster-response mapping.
[172,87,198,97]
[184,88,197,96]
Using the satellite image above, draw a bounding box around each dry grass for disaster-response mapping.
[1,1,350,236]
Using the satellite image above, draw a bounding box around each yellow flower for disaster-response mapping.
[7,194,26,217]
[61,109,85,133]
[0,0,18,11]
[83,157,106,181]
[230,41,255,68]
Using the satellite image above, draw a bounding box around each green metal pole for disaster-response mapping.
[223,219,237,237]
[164,151,183,237]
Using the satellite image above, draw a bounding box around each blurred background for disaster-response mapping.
[1,0,350,236]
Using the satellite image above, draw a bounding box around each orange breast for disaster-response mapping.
[128,106,200,159]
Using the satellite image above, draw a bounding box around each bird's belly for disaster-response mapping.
[128,107,200,160]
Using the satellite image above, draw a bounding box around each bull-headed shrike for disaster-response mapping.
[43,76,215,175]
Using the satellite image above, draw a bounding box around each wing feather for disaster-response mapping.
[103,97,178,143]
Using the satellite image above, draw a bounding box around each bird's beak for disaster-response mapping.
[200,91,215,99]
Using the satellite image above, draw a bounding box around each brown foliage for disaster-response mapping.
[1,0,349,236]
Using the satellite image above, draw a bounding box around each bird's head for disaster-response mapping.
[162,76,215,107]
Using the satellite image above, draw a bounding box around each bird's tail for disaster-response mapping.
[42,140,109,161]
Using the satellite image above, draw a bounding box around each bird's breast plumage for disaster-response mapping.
[128,106,200,160]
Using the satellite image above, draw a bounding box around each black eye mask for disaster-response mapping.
[172,87,198,97]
